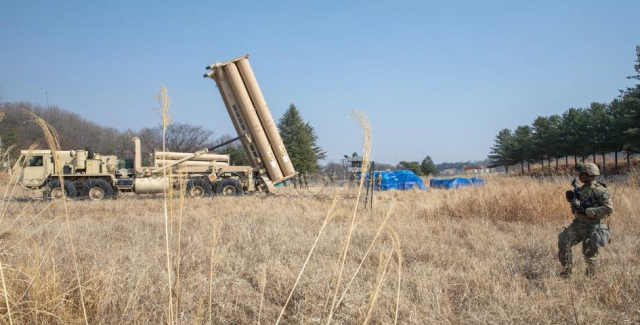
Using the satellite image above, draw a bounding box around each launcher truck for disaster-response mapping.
[12,54,297,199]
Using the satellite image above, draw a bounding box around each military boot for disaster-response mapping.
[585,265,596,278]
[560,267,572,279]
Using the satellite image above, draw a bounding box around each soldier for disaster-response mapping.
[292,174,298,189]
[323,174,329,186]
[558,163,613,278]
[375,172,382,190]
[349,172,357,188]
[298,173,304,189]
[330,172,337,186]
[303,172,309,189]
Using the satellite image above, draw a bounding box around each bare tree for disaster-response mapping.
[1,102,140,156]
[138,122,215,153]
[0,102,220,167]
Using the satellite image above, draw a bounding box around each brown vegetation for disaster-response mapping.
[1,105,638,324]
[511,158,640,177]
[0,102,224,164]
[0,173,638,324]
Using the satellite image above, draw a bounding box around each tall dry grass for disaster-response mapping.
[23,110,89,324]
[1,106,639,324]
[0,172,638,323]
[155,85,175,324]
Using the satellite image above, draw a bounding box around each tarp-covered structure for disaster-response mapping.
[430,177,486,189]
[362,170,426,191]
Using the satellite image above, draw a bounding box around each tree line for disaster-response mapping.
[0,102,326,172]
[0,102,222,163]
[488,46,640,174]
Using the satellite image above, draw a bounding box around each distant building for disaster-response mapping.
[464,165,492,174]
[440,168,458,176]
[342,152,364,173]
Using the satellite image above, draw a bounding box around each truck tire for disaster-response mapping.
[83,179,116,200]
[186,178,213,197]
[47,179,77,199]
[211,181,219,193]
[216,178,244,196]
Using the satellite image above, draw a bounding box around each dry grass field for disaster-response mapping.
[1,109,639,324]
[0,173,639,324]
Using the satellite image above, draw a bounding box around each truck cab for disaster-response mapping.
[13,150,54,188]
[13,149,119,199]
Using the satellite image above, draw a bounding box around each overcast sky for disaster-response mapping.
[1,0,638,164]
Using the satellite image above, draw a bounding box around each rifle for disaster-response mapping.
[566,177,597,217]
[566,178,580,217]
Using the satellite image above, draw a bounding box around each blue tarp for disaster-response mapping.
[469,177,486,186]
[362,170,426,191]
[392,170,427,190]
[429,177,486,189]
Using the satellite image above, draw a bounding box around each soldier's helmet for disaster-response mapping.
[575,163,600,176]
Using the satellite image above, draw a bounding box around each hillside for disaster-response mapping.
[0,102,145,159]
[0,101,226,163]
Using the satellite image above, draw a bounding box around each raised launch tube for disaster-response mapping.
[224,63,284,181]
[206,67,263,170]
[236,58,295,177]
[205,55,298,185]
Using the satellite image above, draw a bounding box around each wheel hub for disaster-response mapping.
[222,185,236,195]
[190,186,205,197]
[50,188,65,200]
[89,187,105,200]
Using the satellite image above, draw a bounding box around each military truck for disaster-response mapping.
[13,136,259,199]
[13,54,298,199]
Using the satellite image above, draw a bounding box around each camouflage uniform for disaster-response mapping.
[375,173,382,190]
[558,163,613,277]
[349,172,357,187]
[293,175,298,189]
[322,174,329,186]
[330,173,337,186]
[298,173,304,189]
[303,173,309,189]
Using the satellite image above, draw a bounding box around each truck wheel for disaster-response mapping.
[186,178,213,197]
[47,179,78,199]
[216,178,244,196]
[211,181,219,193]
[83,179,116,200]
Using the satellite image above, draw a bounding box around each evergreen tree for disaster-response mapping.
[530,115,563,172]
[278,104,325,173]
[561,108,587,165]
[623,46,640,153]
[397,161,423,176]
[588,102,613,170]
[488,128,515,173]
[513,125,533,173]
[608,98,628,168]
[486,46,640,174]
[420,156,438,176]
[531,117,551,171]
[547,114,564,170]
[305,122,327,162]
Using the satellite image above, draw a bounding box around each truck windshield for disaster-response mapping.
[27,156,44,167]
